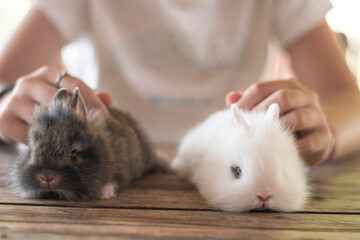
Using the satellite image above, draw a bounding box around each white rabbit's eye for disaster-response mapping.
[71,150,77,162]
[231,166,242,179]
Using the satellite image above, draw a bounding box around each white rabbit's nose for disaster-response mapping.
[257,195,271,203]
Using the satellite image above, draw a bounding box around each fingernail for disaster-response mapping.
[231,92,242,103]
[226,91,242,107]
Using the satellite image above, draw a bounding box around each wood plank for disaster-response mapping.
[1,221,360,240]
[1,205,360,231]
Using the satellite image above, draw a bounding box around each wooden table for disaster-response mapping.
[0,144,360,239]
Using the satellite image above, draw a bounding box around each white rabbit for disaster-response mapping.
[172,104,309,212]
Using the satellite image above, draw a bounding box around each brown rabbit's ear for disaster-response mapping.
[51,88,69,108]
[69,87,87,120]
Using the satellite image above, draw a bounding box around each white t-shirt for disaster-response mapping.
[35,0,331,154]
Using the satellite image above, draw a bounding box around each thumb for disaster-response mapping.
[94,90,114,107]
[225,91,242,107]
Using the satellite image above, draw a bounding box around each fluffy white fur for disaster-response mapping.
[172,104,309,212]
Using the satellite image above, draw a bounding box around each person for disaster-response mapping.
[0,0,359,166]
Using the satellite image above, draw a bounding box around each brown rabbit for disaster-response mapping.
[11,88,158,200]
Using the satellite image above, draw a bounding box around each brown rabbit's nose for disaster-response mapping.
[44,177,54,183]
[257,195,271,203]
[37,172,58,188]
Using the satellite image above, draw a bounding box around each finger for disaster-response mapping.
[253,89,315,113]
[236,79,300,110]
[282,107,324,132]
[7,95,36,124]
[225,91,242,107]
[27,66,63,85]
[14,121,28,145]
[0,112,28,144]
[29,66,109,113]
[297,129,328,165]
[15,77,58,106]
[94,90,114,107]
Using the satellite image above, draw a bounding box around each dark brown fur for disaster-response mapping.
[11,88,157,200]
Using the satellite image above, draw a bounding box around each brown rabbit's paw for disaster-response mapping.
[98,182,118,200]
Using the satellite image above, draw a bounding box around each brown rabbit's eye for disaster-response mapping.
[231,166,242,179]
[71,150,77,162]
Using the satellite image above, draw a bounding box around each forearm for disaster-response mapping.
[323,87,360,160]
[0,6,64,87]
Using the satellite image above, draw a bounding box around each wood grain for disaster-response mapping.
[1,205,360,239]
[1,221,360,240]
[1,205,360,230]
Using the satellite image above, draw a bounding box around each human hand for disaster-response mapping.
[0,66,113,144]
[226,79,336,166]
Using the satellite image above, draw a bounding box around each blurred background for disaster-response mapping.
[0,0,359,88]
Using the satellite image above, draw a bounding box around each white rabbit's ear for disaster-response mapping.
[266,103,280,119]
[231,104,248,129]
[69,87,87,120]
